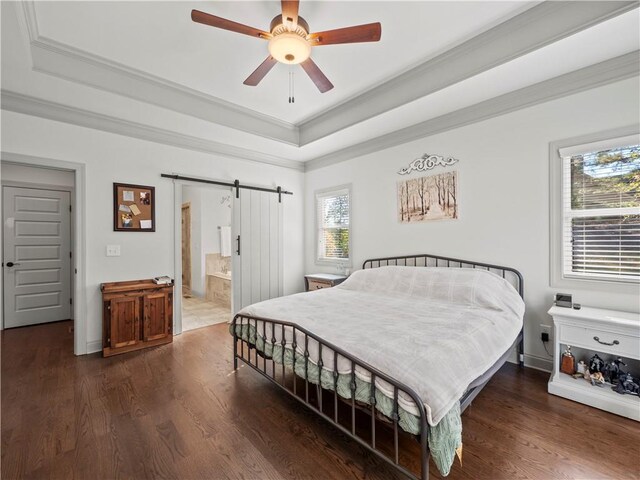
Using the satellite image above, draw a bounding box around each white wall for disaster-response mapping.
[1,110,305,353]
[304,77,640,371]
[1,163,75,187]
[182,185,231,297]
[201,187,232,257]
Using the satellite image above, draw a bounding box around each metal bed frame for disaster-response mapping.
[231,253,524,480]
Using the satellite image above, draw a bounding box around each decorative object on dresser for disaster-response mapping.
[554,293,573,308]
[560,345,575,375]
[304,273,347,291]
[548,305,640,421]
[113,182,155,232]
[101,279,173,357]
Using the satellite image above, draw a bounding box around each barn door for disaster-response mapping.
[232,189,283,312]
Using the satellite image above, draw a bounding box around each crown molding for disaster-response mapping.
[0,90,304,172]
[16,2,638,149]
[3,48,636,176]
[19,0,39,44]
[299,1,639,146]
[18,2,299,146]
[305,51,640,172]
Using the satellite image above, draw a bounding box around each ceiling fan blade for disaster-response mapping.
[191,10,270,39]
[309,22,381,46]
[300,58,333,93]
[243,56,278,86]
[281,0,300,27]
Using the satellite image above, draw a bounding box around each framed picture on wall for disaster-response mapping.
[113,183,156,232]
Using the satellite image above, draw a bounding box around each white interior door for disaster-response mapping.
[2,186,72,328]
[233,189,283,311]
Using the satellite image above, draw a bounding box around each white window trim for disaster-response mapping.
[549,125,640,294]
[315,184,352,267]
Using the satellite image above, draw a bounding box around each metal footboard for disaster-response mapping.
[232,314,431,480]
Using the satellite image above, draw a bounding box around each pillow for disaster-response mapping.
[338,266,524,316]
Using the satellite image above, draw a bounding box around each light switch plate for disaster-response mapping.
[106,245,121,257]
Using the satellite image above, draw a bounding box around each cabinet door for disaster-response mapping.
[109,296,140,349]
[144,292,170,341]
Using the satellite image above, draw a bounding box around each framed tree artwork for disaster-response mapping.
[113,183,156,232]
[397,171,458,223]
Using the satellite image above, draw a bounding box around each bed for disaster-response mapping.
[230,253,525,480]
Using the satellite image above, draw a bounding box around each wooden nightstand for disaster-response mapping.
[304,273,347,292]
[547,305,639,421]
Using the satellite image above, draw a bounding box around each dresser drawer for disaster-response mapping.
[559,324,639,358]
[308,280,332,291]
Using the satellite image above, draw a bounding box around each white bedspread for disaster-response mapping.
[237,266,524,426]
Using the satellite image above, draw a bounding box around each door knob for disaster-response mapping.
[5,262,20,267]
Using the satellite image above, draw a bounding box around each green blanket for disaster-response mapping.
[230,323,461,476]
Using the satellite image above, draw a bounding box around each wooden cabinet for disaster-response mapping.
[109,296,140,349]
[101,279,173,357]
[143,292,170,342]
[304,273,348,292]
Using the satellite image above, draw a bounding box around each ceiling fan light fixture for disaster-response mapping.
[192,4,380,93]
[268,32,311,64]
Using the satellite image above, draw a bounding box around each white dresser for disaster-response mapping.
[547,305,640,421]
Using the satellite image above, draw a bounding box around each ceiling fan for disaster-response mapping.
[191,0,382,93]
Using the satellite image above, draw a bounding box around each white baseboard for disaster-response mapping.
[524,353,553,372]
[86,340,102,355]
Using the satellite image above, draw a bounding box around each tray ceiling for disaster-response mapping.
[2,1,638,169]
[33,1,532,124]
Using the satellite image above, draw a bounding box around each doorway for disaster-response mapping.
[180,185,233,332]
[181,202,192,297]
[2,169,74,329]
[1,156,87,355]
[171,177,285,335]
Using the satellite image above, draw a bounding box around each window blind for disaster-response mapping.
[562,143,640,281]
[316,188,350,261]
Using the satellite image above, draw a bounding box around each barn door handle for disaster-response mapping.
[236,235,241,256]
[5,262,20,267]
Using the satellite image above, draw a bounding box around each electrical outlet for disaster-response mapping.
[540,324,552,343]
[106,245,121,257]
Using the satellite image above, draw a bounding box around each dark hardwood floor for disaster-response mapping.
[2,320,639,480]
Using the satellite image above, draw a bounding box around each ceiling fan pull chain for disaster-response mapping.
[292,70,295,103]
[288,68,295,104]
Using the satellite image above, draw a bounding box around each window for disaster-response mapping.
[558,135,639,283]
[316,186,351,265]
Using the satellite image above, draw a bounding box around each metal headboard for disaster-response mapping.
[362,253,524,299]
